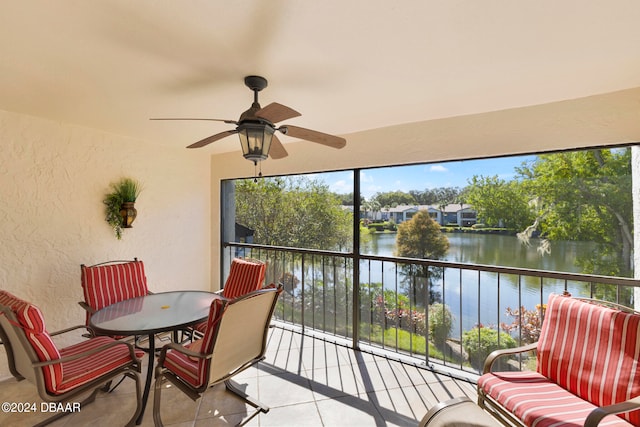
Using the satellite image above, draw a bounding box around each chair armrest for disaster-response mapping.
[33,339,141,367]
[483,342,538,374]
[156,341,212,366]
[49,324,91,337]
[77,301,96,314]
[585,396,640,427]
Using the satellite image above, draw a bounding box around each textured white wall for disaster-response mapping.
[0,110,211,379]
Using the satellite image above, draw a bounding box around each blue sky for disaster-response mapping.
[324,155,536,200]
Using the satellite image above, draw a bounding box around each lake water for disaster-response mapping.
[365,232,594,272]
[362,232,597,336]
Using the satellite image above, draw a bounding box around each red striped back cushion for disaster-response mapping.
[537,293,640,425]
[81,260,148,322]
[0,290,14,308]
[222,258,265,300]
[0,290,62,392]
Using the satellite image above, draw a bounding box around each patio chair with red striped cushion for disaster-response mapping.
[478,293,640,427]
[0,290,143,426]
[221,258,267,299]
[153,284,282,427]
[192,258,266,335]
[79,258,149,327]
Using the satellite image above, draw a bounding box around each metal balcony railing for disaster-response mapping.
[223,242,640,375]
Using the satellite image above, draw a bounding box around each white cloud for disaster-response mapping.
[360,171,374,183]
[364,184,383,196]
[331,179,351,193]
[430,165,448,173]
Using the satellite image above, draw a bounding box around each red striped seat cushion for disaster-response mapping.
[81,260,148,323]
[222,259,266,300]
[56,336,143,394]
[164,298,226,388]
[0,290,62,391]
[478,371,634,427]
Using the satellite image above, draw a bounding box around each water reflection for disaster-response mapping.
[361,232,597,336]
[365,232,595,272]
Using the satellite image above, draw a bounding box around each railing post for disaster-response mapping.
[301,254,305,333]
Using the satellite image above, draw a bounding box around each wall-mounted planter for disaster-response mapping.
[120,201,138,228]
[103,178,142,239]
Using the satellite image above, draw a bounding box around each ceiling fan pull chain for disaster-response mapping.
[253,161,263,182]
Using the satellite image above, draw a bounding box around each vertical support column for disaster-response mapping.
[352,169,361,349]
[221,180,236,291]
[632,146,640,311]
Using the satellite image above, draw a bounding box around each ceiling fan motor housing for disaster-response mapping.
[244,75,268,92]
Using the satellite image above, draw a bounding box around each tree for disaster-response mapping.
[465,175,534,230]
[366,199,381,220]
[395,210,449,304]
[336,192,359,206]
[235,176,352,251]
[361,200,373,220]
[410,187,462,205]
[372,191,416,208]
[517,148,633,277]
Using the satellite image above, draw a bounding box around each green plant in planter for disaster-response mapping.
[428,303,453,348]
[118,178,143,203]
[103,178,143,239]
[462,325,516,370]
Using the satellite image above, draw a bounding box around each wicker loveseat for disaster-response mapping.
[478,293,640,427]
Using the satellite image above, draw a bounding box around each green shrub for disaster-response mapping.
[462,326,516,370]
[428,303,453,346]
[384,308,427,336]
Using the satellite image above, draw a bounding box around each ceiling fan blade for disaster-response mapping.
[280,125,346,149]
[151,117,238,124]
[269,134,288,159]
[187,130,238,148]
[255,102,301,123]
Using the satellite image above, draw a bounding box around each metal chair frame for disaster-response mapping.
[0,299,143,426]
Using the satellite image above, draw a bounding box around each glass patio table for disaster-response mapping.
[89,290,218,425]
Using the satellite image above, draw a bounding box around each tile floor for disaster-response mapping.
[0,326,477,427]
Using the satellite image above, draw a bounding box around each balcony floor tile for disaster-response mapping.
[0,327,477,426]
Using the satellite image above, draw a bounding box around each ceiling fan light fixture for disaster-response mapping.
[237,121,275,163]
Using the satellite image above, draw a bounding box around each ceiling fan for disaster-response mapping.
[151,75,346,163]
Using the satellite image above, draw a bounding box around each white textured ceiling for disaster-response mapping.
[1,1,639,154]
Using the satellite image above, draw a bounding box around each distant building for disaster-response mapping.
[380,204,477,226]
[235,223,255,243]
[234,223,255,258]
